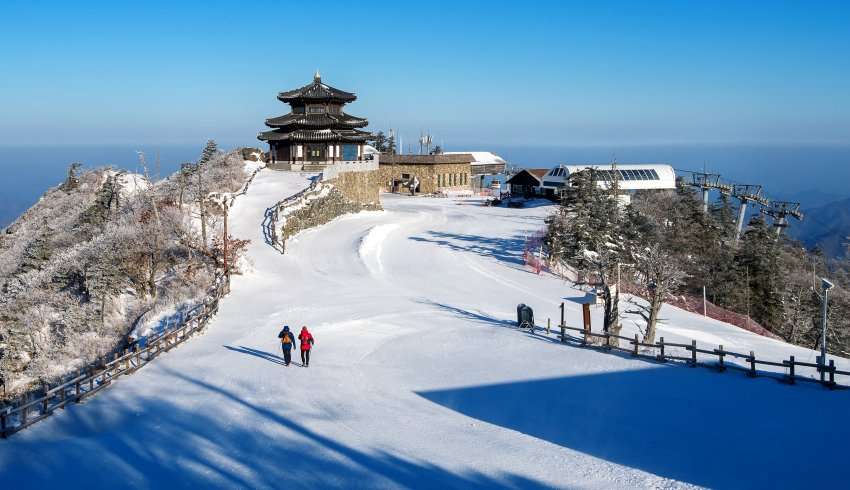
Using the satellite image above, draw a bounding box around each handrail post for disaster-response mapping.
[633,334,639,356]
[546,318,550,335]
[787,355,795,384]
[1,411,6,438]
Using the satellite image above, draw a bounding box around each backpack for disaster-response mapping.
[282,334,292,345]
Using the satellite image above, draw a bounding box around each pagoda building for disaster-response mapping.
[258,72,372,167]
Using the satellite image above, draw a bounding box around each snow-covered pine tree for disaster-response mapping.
[546,168,628,332]
[736,216,783,329]
[199,139,219,165]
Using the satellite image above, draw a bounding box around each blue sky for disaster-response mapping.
[1,0,849,147]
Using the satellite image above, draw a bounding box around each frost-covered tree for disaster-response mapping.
[372,131,387,153]
[0,147,253,400]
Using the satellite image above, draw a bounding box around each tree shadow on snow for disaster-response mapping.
[417,368,850,488]
[0,368,555,489]
[409,231,528,267]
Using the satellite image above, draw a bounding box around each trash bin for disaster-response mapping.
[516,303,534,328]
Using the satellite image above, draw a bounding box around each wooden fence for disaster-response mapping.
[0,274,230,439]
[0,162,264,439]
[532,306,849,389]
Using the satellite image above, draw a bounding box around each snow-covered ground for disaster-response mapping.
[2,168,849,489]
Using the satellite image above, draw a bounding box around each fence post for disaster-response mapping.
[560,302,564,328]
[1,411,6,438]
[690,340,697,367]
[633,334,639,356]
[546,318,550,335]
[658,337,666,362]
[717,345,725,372]
[560,324,565,343]
[89,368,94,392]
[828,360,836,389]
[748,351,756,377]
[787,355,795,384]
[42,396,48,416]
[21,401,27,426]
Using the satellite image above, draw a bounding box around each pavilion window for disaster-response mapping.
[296,145,303,158]
[309,106,325,114]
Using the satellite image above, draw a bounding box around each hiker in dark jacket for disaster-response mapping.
[277,325,297,366]
[298,326,314,367]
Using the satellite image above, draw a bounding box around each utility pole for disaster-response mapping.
[616,262,634,293]
[745,266,750,330]
[223,199,230,277]
[819,278,835,382]
[198,162,207,249]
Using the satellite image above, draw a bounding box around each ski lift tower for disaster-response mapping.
[733,184,770,243]
[761,201,804,237]
[681,170,731,213]
[418,132,433,155]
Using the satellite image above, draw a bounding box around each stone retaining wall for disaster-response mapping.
[279,170,382,242]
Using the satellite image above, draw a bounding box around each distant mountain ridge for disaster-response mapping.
[789,197,850,258]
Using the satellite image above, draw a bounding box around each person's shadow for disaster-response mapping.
[224,345,291,366]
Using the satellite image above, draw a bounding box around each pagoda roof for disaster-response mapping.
[258,128,372,143]
[265,112,368,129]
[277,73,357,103]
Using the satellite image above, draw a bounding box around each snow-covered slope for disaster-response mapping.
[1,168,849,489]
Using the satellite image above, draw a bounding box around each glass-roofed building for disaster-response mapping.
[540,164,676,199]
[258,72,372,169]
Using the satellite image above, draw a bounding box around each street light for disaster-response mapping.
[819,278,835,381]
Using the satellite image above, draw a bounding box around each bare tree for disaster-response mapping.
[627,244,687,344]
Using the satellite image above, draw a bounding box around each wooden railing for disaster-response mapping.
[0,161,262,439]
[531,307,849,389]
[0,275,230,439]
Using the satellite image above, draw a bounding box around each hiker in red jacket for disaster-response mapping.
[298,326,314,367]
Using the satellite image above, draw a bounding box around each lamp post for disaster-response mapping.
[819,278,834,381]
[616,262,634,293]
